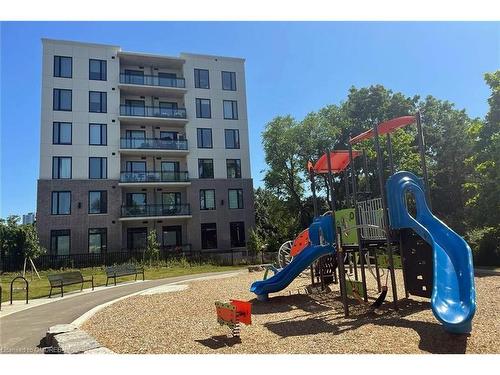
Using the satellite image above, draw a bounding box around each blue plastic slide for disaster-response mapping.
[386,171,476,334]
[250,215,336,301]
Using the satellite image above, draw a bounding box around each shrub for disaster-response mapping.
[467,226,500,267]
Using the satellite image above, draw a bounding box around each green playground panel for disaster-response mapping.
[346,279,365,298]
[335,208,359,245]
[376,253,403,269]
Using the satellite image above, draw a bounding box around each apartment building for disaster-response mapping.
[36,39,254,255]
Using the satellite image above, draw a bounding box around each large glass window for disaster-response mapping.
[127,228,147,250]
[53,89,72,111]
[163,225,182,247]
[228,189,244,209]
[89,124,107,145]
[89,59,107,80]
[224,129,240,149]
[201,223,217,249]
[50,230,70,255]
[223,100,238,120]
[52,157,71,179]
[53,122,72,145]
[198,159,214,179]
[89,228,107,253]
[195,98,211,118]
[200,189,216,210]
[89,191,107,214]
[194,68,210,89]
[222,71,236,91]
[54,56,72,78]
[51,191,71,215]
[197,128,213,148]
[124,99,145,116]
[126,161,147,173]
[226,159,242,179]
[124,69,144,84]
[230,222,246,247]
[89,91,107,113]
[89,157,107,179]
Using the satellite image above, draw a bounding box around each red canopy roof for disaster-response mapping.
[312,150,362,174]
[349,115,416,144]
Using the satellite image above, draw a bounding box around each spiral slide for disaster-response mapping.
[386,171,476,334]
[250,215,336,301]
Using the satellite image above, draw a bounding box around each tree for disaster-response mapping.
[144,229,160,265]
[0,216,45,261]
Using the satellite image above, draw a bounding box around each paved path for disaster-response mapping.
[0,270,241,353]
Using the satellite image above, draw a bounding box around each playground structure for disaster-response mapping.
[215,299,252,337]
[250,112,476,334]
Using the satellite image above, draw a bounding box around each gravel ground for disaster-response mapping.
[82,269,500,354]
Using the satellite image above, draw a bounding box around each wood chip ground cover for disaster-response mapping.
[82,270,500,354]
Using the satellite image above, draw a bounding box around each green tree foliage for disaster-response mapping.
[0,215,46,260]
[144,229,160,265]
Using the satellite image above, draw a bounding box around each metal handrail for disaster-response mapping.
[120,73,185,88]
[120,105,187,119]
[121,203,191,217]
[120,171,189,183]
[120,137,188,150]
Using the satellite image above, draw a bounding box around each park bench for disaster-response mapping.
[105,264,145,286]
[47,271,94,298]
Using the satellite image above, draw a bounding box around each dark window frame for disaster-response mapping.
[228,189,244,209]
[201,223,218,250]
[89,123,107,146]
[198,158,214,179]
[54,56,72,78]
[223,100,238,120]
[53,122,72,145]
[197,128,213,149]
[224,129,240,149]
[89,157,107,179]
[50,229,71,255]
[88,190,108,214]
[195,98,211,119]
[194,68,210,89]
[51,191,71,215]
[222,71,236,91]
[230,221,246,248]
[89,59,107,81]
[52,156,72,179]
[89,91,107,113]
[53,88,72,111]
[88,228,107,253]
[200,189,216,211]
[226,159,242,179]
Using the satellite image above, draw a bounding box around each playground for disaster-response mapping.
[81,269,499,354]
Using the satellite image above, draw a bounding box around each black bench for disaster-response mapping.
[105,264,145,286]
[48,271,94,298]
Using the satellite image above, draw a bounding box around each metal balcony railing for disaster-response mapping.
[120,105,187,119]
[120,171,189,183]
[120,137,188,150]
[120,73,185,88]
[121,204,191,218]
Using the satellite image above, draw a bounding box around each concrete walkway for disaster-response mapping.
[0,270,242,354]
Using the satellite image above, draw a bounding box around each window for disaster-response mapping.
[225,129,240,149]
[195,98,211,118]
[54,56,72,78]
[89,59,107,80]
[222,71,236,91]
[50,230,70,255]
[228,189,244,209]
[89,124,107,145]
[200,189,216,210]
[123,69,144,84]
[53,122,72,145]
[198,159,214,179]
[51,191,71,215]
[194,68,210,89]
[223,100,238,120]
[53,89,72,111]
[226,159,242,179]
[124,99,145,116]
[89,191,107,214]
[230,222,246,247]
[126,161,146,173]
[197,128,213,148]
[159,72,177,87]
[163,225,182,247]
[89,228,107,253]
[127,228,147,250]
[89,157,107,179]
[201,223,217,249]
[89,91,107,113]
[52,157,71,179]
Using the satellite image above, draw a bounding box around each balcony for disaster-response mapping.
[120,204,192,221]
[119,73,187,97]
[119,105,188,126]
[119,171,190,187]
[119,137,188,156]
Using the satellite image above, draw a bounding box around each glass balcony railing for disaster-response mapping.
[121,204,191,218]
[120,105,187,119]
[120,171,189,183]
[120,73,186,88]
[120,137,188,150]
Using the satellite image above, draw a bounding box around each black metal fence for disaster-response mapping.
[0,248,277,272]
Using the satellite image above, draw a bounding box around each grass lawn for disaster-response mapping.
[1,262,242,303]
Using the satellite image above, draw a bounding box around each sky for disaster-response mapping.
[0,21,499,218]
